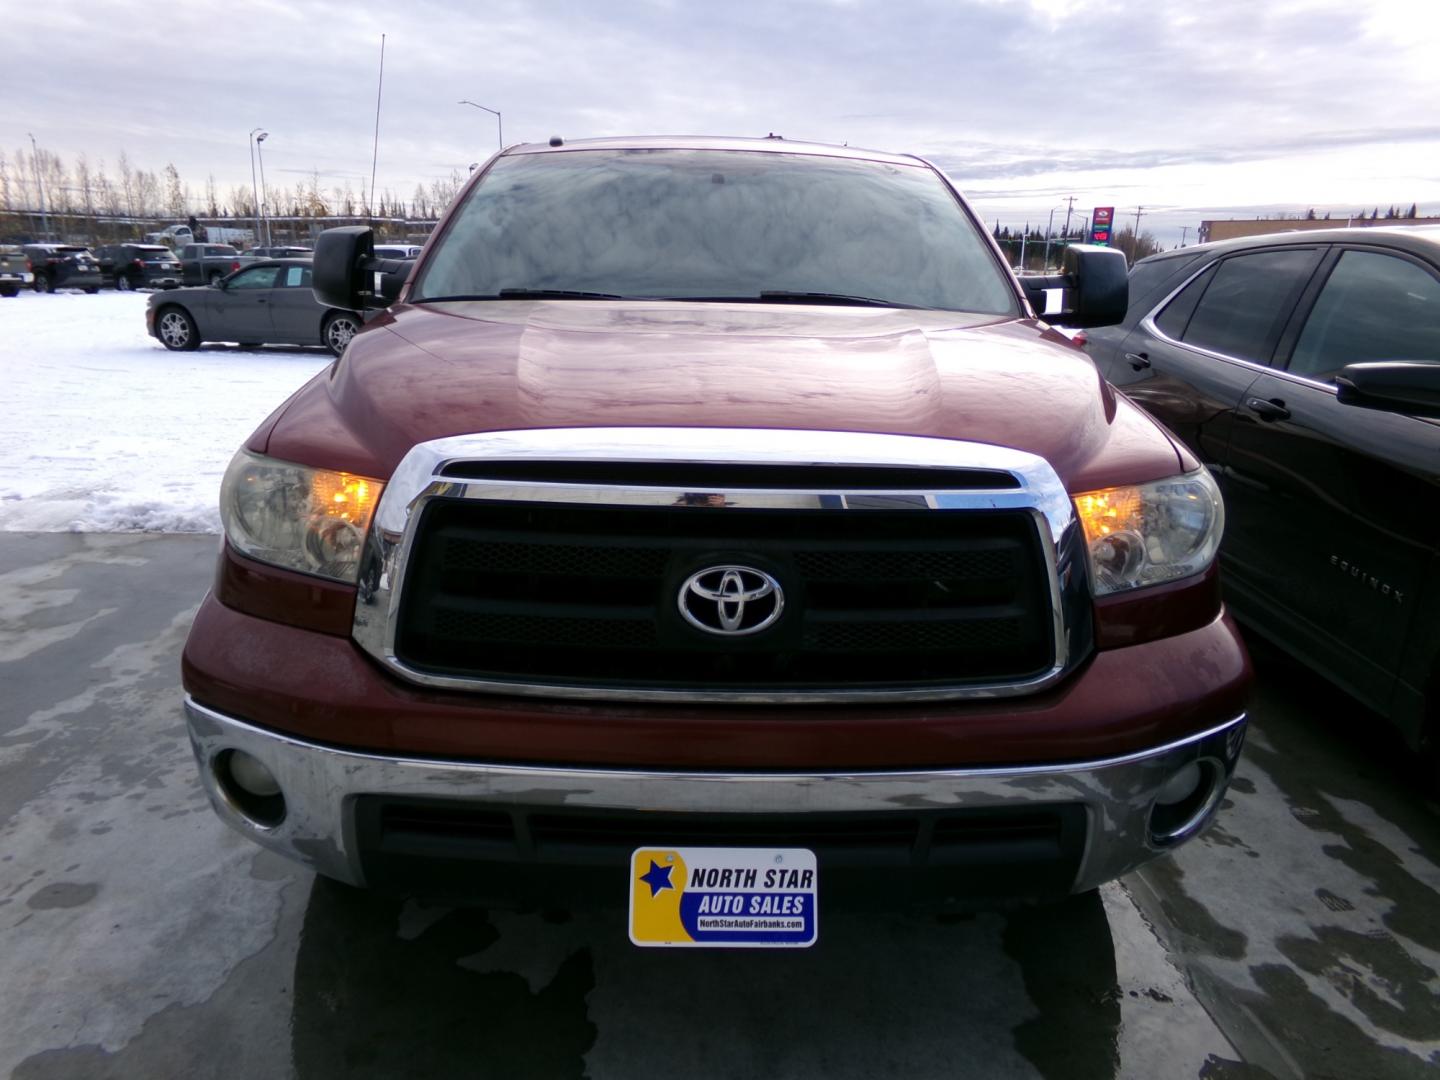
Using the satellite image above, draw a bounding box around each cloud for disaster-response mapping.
[2,0,1438,225]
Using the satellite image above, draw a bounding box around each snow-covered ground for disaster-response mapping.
[1,289,333,532]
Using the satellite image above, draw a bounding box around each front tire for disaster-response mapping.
[323,311,361,357]
[83,286,99,294]
[157,306,201,351]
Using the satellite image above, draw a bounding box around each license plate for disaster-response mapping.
[629,846,818,948]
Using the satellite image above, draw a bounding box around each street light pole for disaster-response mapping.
[28,133,51,240]
[255,132,271,247]
[458,100,503,152]
[1043,203,1070,270]
[248,128,265,245]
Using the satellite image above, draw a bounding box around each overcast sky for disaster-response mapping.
[8,0,1440,245]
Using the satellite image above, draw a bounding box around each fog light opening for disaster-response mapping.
[1148,758,1223,846]
[214,749,287,829]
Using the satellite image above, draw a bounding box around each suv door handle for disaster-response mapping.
[1245,397,1290,421]
[1125,352,1150,371]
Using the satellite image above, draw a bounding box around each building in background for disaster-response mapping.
[1199,214,1440,243]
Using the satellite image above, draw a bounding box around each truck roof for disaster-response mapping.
[503,135,924,168]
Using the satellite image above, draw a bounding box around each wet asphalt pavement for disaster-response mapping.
[2,532,1437,1079]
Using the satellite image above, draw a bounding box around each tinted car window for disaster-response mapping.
[1128,252,1203,309]
[282,266,313,288]
[1153,264,1214,340]
[1179,248,1322,364]
[1288,250,1440,379]
[227,266,280,290]
[417,149,1017,315]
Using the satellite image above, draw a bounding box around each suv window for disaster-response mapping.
[416,149,1017,315]
[1166,248,1322,364]
[1288,250,1440,379]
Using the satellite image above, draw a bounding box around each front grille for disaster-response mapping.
[392,498,1055,691]
[354,798,1087,900]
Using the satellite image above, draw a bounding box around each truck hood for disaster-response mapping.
[258,300,1183,492]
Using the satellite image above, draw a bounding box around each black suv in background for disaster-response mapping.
[95,243,183,291]
[22,244,103,293]
[1085,226,1440,764]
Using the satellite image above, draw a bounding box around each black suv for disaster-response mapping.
[1085,226,1440,760]
[95,243,183,291]
[22,244,103,293]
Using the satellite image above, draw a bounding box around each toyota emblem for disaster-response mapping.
[678,565,785,636]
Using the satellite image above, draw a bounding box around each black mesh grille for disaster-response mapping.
[393,498,1055,691]
[354,798,1088,901]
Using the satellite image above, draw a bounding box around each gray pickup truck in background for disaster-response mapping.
[179,244,259,286]
[0,245,33,297]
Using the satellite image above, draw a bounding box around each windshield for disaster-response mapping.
[414,148,1017,315]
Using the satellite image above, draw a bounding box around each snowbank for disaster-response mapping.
[0,290,333,533]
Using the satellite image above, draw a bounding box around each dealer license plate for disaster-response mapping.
[629,846,818,948]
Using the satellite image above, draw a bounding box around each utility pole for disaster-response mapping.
[1179,225,1190,247]
[28,133,51,240]
[1062,195,1076,241]
[1133,205,1145,240]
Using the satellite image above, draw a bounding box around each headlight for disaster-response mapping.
[1072,468,1223,595]
[220,449,383,583]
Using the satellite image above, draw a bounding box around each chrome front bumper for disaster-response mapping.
[185,697,1246,895]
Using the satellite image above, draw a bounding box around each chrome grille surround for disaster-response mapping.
[350,427,1088,703]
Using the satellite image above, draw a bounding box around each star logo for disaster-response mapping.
[639,859,674,898]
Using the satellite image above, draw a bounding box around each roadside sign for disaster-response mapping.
[1091,207,1114,246]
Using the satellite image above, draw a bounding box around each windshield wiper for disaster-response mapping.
[661,291,916,308]
[414,289,629,303]
[498,288,628,300]
[759,291,916,308]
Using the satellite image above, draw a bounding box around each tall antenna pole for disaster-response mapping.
[368,33,386,223]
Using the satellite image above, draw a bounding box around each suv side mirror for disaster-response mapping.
[313,226,410,310]
[1016,244,1129,328]
[1335,361,1440,419]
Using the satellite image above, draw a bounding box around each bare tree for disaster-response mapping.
[118,152,137,221]
[1112,226,1162,265]
[0,151,13,212]
[164,164,186,217]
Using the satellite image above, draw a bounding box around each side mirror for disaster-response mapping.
[1015,244,1129,328]
[1335,361,1440,419]
[313,226,410,310]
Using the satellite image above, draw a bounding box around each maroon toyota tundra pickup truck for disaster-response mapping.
[181,137,1249,938]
